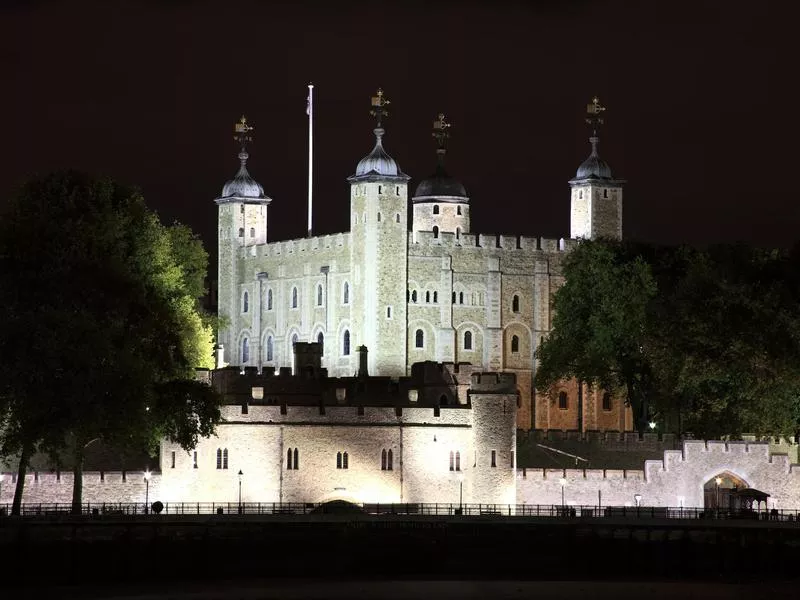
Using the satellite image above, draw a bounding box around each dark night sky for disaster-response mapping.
[2,0,798,262]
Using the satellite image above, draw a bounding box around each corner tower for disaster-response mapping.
[215,116,272,365]
[347,89,410,377]
[569,97,624,240]
[411,114,470,241]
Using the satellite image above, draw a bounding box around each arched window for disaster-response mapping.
[433,205,440,215]
[449,451,454,471]
[415,329,424,348]
[222,448,228,469]
[381,449,387,470]
[602,392,612,411]
[336,452,342,469]
[241,338,250,364]
[291,333,298,349]
[377,212,382,222]
[459,292,464,304]
[242,291,249,313]
[293,448,299,469]
[396,213,400,223]
[433,291,438,303]
[317,284,323,306]
[342,452,349,469]
[267,289,273,310]
[511,335,519,353]
[287,448,293,470]
[249,227,255,238]
[317,332,324,348]
[238,227,244,238]
[387,449,393,471]
[456,227,460,240]
[464,330,472,350]
[343,282,349,304]
[433,226,439,239]
[266,336,274,361]
[558,391,568,409]
[343,330,351,356]
[411,290,417,303]
[455,451,461,471]
[457,205,462,215]
[291,287,298,308]
[378,185,382,194]
[512,294,520,313]
[452,292,456,304]
[425,291,430,303]
[216,448,222,469]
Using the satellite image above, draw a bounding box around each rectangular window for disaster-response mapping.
[386,306,392,319]
[558,391,568,410]
[242,403,249,415]
[171,451,176,469]
[193,451,198,469]
[602,392,612,411]
[491,450,497,468]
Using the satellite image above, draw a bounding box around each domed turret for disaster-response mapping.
[412,113,470,240]
[573,137,613,181]
[353,127,404,178]
[220,150,269,200]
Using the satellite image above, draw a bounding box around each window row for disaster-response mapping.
[556,391,614,411]
[354,211,403,223]
[406,290,484,306]
[244,283,351,313]
[431,204,464,216]
[431,226,462,240]
[240,330,349,364]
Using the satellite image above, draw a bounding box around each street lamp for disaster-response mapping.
[715,476,722,512]
[238,470,243,514]
[143,470,151,514]
[648,421,657,431]
[634,494,642,508]
[559,477,567,509]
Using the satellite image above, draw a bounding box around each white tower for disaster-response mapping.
[215,116,272,366]
[411,113,470,241]
[569,97,624,240]
[346,89,410,377]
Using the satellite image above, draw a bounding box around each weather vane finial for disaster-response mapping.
[369,88,390,128]
[432,113,451,151]
[585,96,606,136]
[234,115,254,155]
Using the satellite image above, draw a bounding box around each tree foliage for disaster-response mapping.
[0,171,221,513]
[535,239,800,438]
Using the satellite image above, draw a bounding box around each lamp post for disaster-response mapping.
[238,470,243,514]
[0,473,4,508]
[634,494,642,514]
[559,477,567,510]
[143,470,151,515]
[715,476,722,513]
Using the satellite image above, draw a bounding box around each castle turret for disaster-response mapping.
[215,116,272,367]
[569,97,624,240]
[346,89,410,377]
[411,113,470,242]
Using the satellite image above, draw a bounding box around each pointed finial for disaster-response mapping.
[234,115,254,161]
[369,88,390,128]
[585,96,606,136]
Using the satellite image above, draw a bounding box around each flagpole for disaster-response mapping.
[307,83,314,238]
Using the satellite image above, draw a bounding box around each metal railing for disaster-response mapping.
[3,501,800,521]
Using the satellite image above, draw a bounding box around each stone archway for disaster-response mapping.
[703,471,749,509]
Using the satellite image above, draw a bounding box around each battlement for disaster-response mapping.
[412,230,577,254]
[469,372,517,393]
[522,429,678,447]
[517,467,645,481]
[244,232,351,259]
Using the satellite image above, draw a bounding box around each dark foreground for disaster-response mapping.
[3,515,800,592]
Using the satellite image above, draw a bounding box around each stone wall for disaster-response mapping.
[0,470,159,506]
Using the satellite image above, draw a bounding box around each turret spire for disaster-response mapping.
[585,96,606,156]
[234,115,254,166]
[369,88,390,129]
[432,113,451,169]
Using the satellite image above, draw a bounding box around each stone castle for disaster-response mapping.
[216,92,630,432]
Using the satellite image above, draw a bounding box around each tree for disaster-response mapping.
[534,239,657,431]
[0,171,221,513]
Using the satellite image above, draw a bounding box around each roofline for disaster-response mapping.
[568,177,627,186]
[215,196,273,205]
[411,195,470,203]
[347,172,411,183]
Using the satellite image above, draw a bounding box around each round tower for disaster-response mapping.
[346,89,410,377]
[412,113,470,242]
[215,116,272,367]
[569,97,624,240]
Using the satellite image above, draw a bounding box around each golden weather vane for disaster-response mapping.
[234,115,254,151]
[585,96,606,136]
[432,113,451,150]
[369,88,390,127]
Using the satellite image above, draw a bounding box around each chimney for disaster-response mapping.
[214,344,225,370]
[357,345,369,379]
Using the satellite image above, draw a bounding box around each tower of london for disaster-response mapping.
[215,92,629,432]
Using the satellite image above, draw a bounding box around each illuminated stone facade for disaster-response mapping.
[215,100,627,432]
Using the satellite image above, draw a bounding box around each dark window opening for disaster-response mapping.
[433,205,440,214]
[415,329,424,348]
[343,330,351,356]
[464,330,472,350]
[512,294,520,313]
[558,391,568,410]
[491,450,497,468]
[433,226,439,238]
[511,335,519,353]
[602,392,612,411]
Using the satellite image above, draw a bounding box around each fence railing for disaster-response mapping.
[2,501,800,521]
